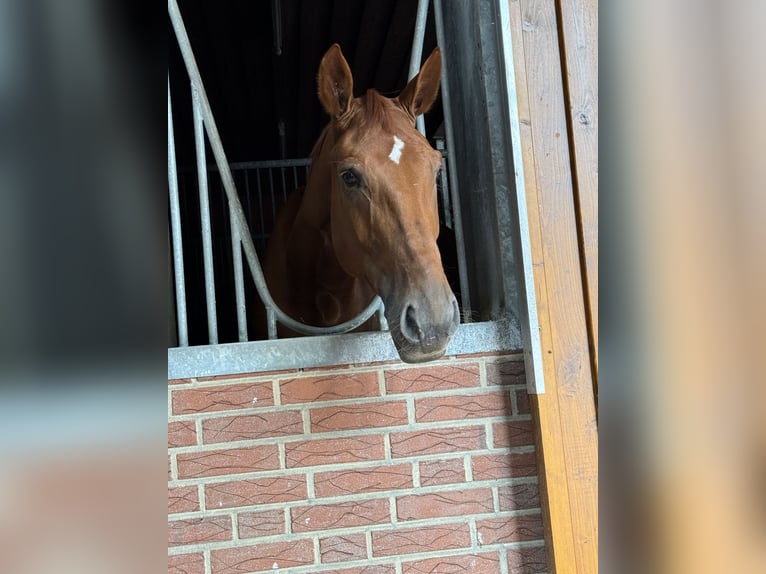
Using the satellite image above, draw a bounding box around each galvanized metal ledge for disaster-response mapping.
[167,320,522,380]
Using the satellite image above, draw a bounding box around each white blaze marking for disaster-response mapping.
[388,135,404,164]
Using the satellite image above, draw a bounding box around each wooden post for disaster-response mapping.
[508,0,598,572]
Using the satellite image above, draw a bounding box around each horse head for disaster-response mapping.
[316,44,459,362]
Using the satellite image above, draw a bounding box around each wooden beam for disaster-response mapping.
[557,0,599,386]
[507,0,598,572]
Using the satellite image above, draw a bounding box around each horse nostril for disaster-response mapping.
[401,304,423,344]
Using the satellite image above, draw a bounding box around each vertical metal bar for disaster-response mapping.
[268,168,276,222]
[280,167,287,203]
[243,169,253,229]
[267,308,277,340]
[434,0,472,316]
[292,166,298,191]
[409,0,430,136]
[496,0,544,393]
[435,138,453,228]
[256,168,266,247]
[230,203,248,342]
[192,82,218,344]
[168,78,189,347]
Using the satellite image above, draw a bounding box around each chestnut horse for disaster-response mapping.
[261,44,459,363]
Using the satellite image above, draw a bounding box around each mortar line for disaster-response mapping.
[411,461,421,488]
[313,537,321,566]
[485,421,495,449]
[479,358,488,387]
[231,511,239,541]
[464,455,474,482]
[204,549,211,574]
[499,545,510,574]
[284,506,292,534]
[389,496,398,524]
[469,518,479,549]
[272,379,281,406]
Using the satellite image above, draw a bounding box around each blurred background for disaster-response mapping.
[0,0,763,572]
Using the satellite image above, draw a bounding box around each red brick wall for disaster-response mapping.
[168,353,547,573]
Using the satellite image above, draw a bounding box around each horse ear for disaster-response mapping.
[398,47,442,119]
[317,44,353,119]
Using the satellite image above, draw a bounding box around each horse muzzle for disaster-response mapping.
[388,290,460,363]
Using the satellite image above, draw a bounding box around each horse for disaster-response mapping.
[260,44,459,363]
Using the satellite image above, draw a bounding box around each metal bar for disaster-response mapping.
[434,0,472,316]
[167,78,189,347]
[435,139,452,228]
[280,167,287,203]
[409,0,430,136]
[230,203,248,342]
[192,82,218,344]
[256,169,265,247]
[292,166,298,191]
[496,0,544,393]
[169,0,384,337]
[169,319,521,380]
[268,168,276,222]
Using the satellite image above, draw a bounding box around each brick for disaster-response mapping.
[419,458,466,486]
[385,364,480,393]
[237,509,285,539]
[285,435,385,468]
[472,452,538,481]
[506,544,548,573]
[168,421,197,448]
[176,445,279,479]
[402,552,501,573]
[493,420,535,448]
[323,566,396,574]
[172,382,273,415]
[168,515,231,546]
[205,476,307,510]
[292,498,390,532]
[415,392,512,422]
[211,539,314,573]
[486,359,526,386]
[476,513,545,544]
[168,485,199,514]
[168,552,204,574]
[280,372,380,404]
[397,488,494,521]
[310,401,408,432]
[197,370,296,381]
[498,483,540,511]
[515,389,531,414]
[372,523,470,557]
[169,377,194,385]
[319,533,368,563]
[202,411,303,444]
[390,426,485,458]
[315,464,413,497]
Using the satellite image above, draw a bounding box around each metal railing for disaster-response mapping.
[168,0,385,346]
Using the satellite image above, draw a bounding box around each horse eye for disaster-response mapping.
[340,170,360,188]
